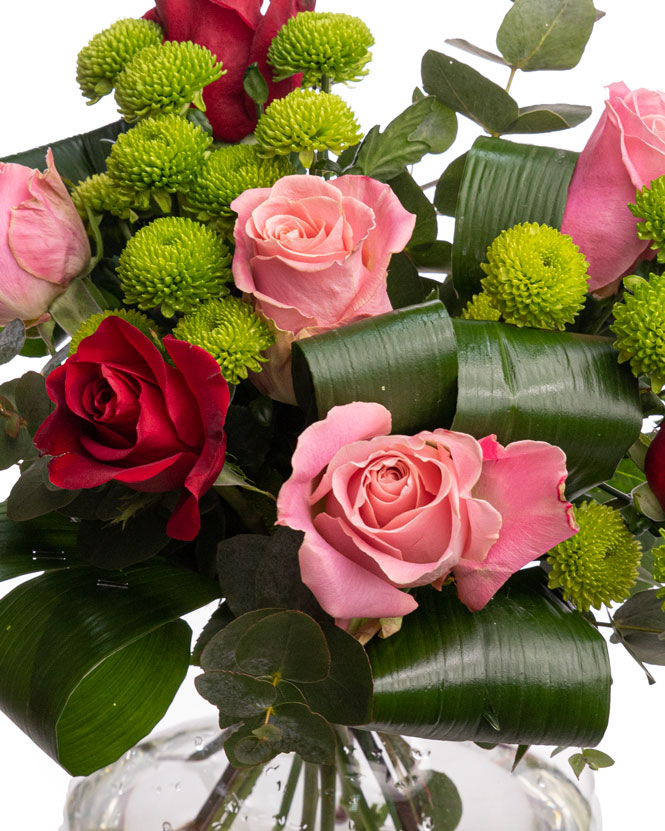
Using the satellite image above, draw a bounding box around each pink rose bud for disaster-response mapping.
[645,427,665,510]
[0,149,90,325]
[561,83,665,295]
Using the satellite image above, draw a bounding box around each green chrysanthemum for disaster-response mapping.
[611,273,665,392]
[114,41,224,122]
[547,501,641,611]
[268,12,374,87]
[254,88,362,167]
[76,18,163,104]
[69,310,158,355]
[173,297,275,384]
[106,114,212,211]
[118,217,231,318]
[460,291,502,322]
[629,175,665,261]
[71,172,137,222]
[480,222,589,331]
[182,145,294,226]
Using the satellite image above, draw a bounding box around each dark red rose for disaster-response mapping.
[645,426,665,510]
[34,316,229,541]
[144,0,315,142]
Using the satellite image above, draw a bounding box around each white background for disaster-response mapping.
[1,1,664,828]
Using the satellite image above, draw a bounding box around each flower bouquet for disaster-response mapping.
[1,0,665,828]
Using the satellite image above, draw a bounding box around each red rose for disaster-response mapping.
[34,316,229,541]
[144,0,315,142]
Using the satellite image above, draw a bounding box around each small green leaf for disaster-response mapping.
[387,252,430,309]
[421,51,518,135]
[14,372,52,437]
[632,482,665,522]
[0,320,26,365]
[225,717,279,766]
[7,459,80,520]
[243,62,269,106]
[408,240,452,273]
[612,590,665,665]
[389,170,437,248]
[412,770,463,831]
[512,744,530,771]
[194,669,276,716]
[503,103,592,134]
[235,610,330,683]
[580,748,615,769]
[200,609,282,672]
[270,702,336,764]
[568,752,587,780]
[496,0,596,71]
[434,152,468,216]
[252,723,283,742]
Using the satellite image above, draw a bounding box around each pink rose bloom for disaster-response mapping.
[231,175,416,402]
[277,402,576,623]
[0,149,90,326]
[561,82,665,295]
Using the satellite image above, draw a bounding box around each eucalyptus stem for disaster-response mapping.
[216,764,265,831]
[505,65,517,93]
[334,727,381,831]
[180,763,241,831]
[300,762,320,830]
[272,754,303,831]
[319,764,337,831]
[377,734,421,829]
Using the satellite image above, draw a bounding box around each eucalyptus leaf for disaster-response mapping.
[200,608,283,672]
[496,0,596,71]
[14,372,52,437]
[503,103,592,134]
[194,669,276,716]
[612,590,665,665]
[349,97,457,181]
[444,38,508,66]
[433,152,468,217]
[365,568,610,746]
[7,458,80,520]
[412,770,463,831]
[0,561,220,774]
[632,482,665,522]
[0,320,26,365]
[421,51,518,134]
[76,508,172,569]
[269,701,337,764]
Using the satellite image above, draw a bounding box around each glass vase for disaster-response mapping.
[60,718,601,831]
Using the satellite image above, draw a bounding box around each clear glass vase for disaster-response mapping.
[60,718,601,831]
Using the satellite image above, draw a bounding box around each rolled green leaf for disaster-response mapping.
[452,136,578,303]
[292,301,458,435]
[451,319,642,496]
[366,568,610,747]
[0,560,220,774]
[0,505,78,581]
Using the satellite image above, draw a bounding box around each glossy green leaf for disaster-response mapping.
[408,241,452,273]
[292,301,458,435]
[421,51,518,134]
[434,152,468,216]
[452,137,578,303]
[451,319,642,495]
[0,505,78,581]
[389,170,437,248]
[349,97,457,181]
[503,103,591,134]
[0,561,220,774]
[1,120,128,184]
[235,610,330,682]
[365,568,610,746]
[386,252,431,309]
[612,590,665,665]
[497,0,596,71]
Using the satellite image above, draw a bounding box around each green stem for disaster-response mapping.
[334,727,381,831]
[300,762,320,831]
[181,763,242,831]
[319,764,337,831]
[378,734,421,827]
[352,730,414,831]
[48,276,104,337]
[597,482,631,502]
[216,764,265,831]
[505,65,517,94]
[272,754,303,831]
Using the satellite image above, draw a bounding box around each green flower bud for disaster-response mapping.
[254,88,362,165]
[480,222,589,331]
[71,172,138,222]
[106,114,212,210]
[460,291,502,322]
[268,12,374,87]
[182,145,294,226]
[69,310,158,355]
[547,501,641,611]
[76,18,163,104]
[114,41,224,122]
[173,297,275,384]
[629,174,665,262]
[611,272,665,392]
[118,217,231,318]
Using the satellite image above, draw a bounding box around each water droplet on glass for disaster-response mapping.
[194,735,203,747]
[162,823,173,831]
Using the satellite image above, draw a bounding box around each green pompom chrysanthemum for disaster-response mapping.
[106,114,212,212]
[182,145,294,226]
[547,501,641,611]
[118,217,232,318]
[254,88,362,168]
[629,175,665,262]
[268,12,374,87]
[460,291,502,322]
[611,273,665,392]
[173,297,275,384]
[69,310,158,355]
[71,172,137,222]
[76,18,163,104]
[114,41,224,122]
[480,222,589,331]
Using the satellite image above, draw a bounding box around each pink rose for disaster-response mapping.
[561,82,665,295]
[231,175,416,402]
[0,149,90,325]
[277,402,576,623]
